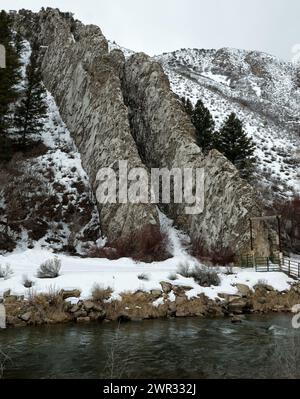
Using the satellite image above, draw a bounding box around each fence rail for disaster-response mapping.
[237,255,300,279]
[281,258,300,279]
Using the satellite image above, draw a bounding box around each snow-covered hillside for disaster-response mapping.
[154,48,300,202]
[0,41,100,254]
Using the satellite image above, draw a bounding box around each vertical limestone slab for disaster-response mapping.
[14,9,159,241]
[123,53,269,254]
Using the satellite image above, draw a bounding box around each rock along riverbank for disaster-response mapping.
[2,280,300,328]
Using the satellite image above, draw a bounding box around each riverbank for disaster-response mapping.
[1,249,299,328]
[3,279,300,328]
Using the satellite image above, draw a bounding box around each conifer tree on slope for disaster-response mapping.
[215,112,256,178]
[15,45,47,147]
[0,11,21,161]
[181,96,193,116]
[191,99,215,154]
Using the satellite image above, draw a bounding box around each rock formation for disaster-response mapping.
[13,8,159,242]
[123,53,265,253]
[13,8,270,256]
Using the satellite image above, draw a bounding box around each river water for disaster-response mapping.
[1,314,300,379]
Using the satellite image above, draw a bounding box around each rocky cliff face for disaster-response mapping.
[13,8,269,255]
[123,53,265,253]
[14,8,159,242]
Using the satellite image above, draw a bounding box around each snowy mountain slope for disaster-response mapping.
[154,48,300,202]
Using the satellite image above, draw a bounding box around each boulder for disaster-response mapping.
[176,310,190,317]
[254,283,274,292]
[73,310,88,318]
[151,290,162,299]
[69,305,80,314]
[6,315,26,327]
[83,301,95,311]
[234,283,251,297]
[60,289,81,300]
[227,298,249,314]
[19,312,32,323]
[160,282,173,294]
[175,296,187,306]
[173,285,193,297]
[168,301,177,313]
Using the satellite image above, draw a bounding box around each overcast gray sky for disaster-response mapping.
[2,0,300,60]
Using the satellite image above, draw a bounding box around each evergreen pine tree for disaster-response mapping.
[181,97,194,116]
[15,45,47,147]
[191,99,215,154]
[0,10,21,161]
[215,113,256,178]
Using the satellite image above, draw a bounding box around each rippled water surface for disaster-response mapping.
[1,314,300,379]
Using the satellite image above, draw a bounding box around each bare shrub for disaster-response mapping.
[225,266,235,275]
[167,272,178,281]
[44,286,63,306]
[0,264,13,280]
[37,257,61,279]
[88,245,119,260]
[25,287,65,324]
[177,263,220,287]
[92,284,113,302]
[190,266,221,287]
[177,262,191,278]
[210,248,235,266]
[256,279,269,287]
[22,274,34,288]
[88,224,171,263]
[190,238,235,266]
[137,273,149,281]
[27,286,63,307]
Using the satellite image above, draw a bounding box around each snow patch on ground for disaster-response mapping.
[0,249,295,303]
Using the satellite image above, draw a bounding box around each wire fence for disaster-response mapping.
[236,255,300,279]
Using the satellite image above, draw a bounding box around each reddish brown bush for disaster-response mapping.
[190,238,235,266]
[209,248,235,266]
[88,245,119,260]
[88,224,171,263]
